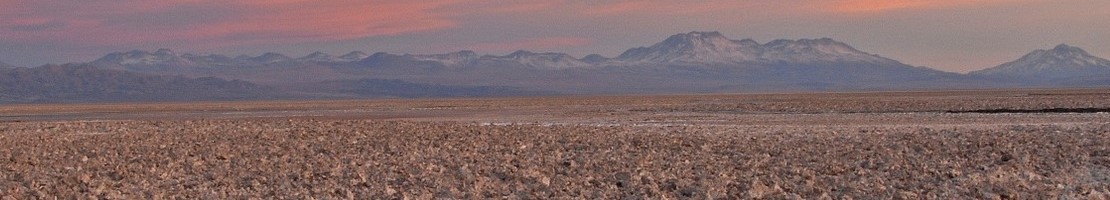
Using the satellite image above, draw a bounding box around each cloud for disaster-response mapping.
[10,0,987,51]
[463,37,592,52]
[824,0,1016,13]
[581,1,756,16]
[573,0,1025,17]
[479,1,564,13]
[0,0,467,49]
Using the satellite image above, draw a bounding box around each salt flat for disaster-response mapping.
[1,89,1109,198]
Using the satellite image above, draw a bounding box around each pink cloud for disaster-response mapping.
[464,37,592,52]
[574,1,1038,18]
[480,1,564,13]
[190,1,463,47]
[0,0,468,49]
[581,1,756,16]
[823,0,1024,13]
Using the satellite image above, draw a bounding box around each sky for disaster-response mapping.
[1,0,1108,72]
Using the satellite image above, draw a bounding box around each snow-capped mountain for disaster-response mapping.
[12,30,1108,101]
[615,31,900,65]
[617,31,762,63]
[296,52,335,62]
[181,54,238,66]
[410,51,479,67]
[93,49,383,68]
[243,52,292,64]
[359,50,589,69]
[761,38,898,64]
[295,51,374,63]
[338,51,370,61]
[91,49,371,69]
[480,50,590,69]
[89,32,907,72]
[286,51,371,63]
[92,49,193,67]
[971,44,1110,79]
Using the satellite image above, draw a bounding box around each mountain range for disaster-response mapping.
[0,64,284,103]
[2,31,1109,103]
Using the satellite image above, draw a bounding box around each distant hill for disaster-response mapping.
[17,30,1100,101]
[971,44,1110,86]
[363,32,968,92]
[81,31,971,94]
[295,79,554,98]
[0,64,286,103]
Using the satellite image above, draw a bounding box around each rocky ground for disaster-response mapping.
[2,89,1110,199]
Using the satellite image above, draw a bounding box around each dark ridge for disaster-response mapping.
[947,108,1110,114]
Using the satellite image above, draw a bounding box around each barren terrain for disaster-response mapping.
[2,89,1110,199]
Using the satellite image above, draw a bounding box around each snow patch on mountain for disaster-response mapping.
[338,51,370,61]
[92,49,192,67]
[297,52,335,62]
[484,50,590,69]
[410,51,479,67]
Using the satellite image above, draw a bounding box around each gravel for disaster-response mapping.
[2,89,1110,198]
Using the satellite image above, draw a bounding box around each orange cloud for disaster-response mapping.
[464,37,592,52]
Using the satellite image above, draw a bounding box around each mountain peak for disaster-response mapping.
[1050,44,1088,55]
[448,50,479,58]
[764,38,865,56]
[154,48,176,56]
[581,54,610,64]
[297,51,336,62]
[508,50,538,58]
[616,32,893,65]
[93,49,190,66]
[339,51,370,61]
[1054,43,1076,50]
[617,31,759,63]
[658,31,733,47]
[487,50,587,69]
[972,44,1110,78]
[675,31,726,39]
[403,51,480,67]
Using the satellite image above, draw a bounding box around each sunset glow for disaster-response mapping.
[1,0,1107,72]
[828,0,1015,13]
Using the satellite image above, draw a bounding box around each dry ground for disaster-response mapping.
[2,89,1110,199]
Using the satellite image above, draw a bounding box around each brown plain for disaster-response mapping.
[2,89,1110,199]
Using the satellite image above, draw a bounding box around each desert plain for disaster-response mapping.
[2,89,1110,199]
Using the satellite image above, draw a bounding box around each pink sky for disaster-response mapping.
[1,0,1107,72]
